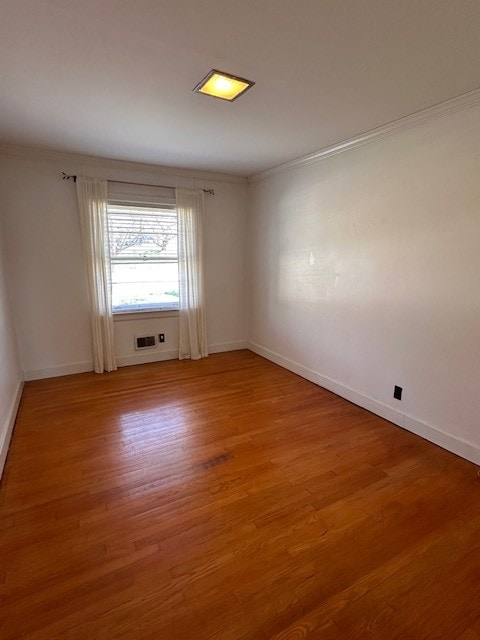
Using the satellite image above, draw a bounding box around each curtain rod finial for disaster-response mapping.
[62,172,77,182]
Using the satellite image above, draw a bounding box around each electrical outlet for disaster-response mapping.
[394,385,402,401]
[159,333,165,343]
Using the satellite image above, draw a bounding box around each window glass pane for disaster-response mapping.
[108,205,177,262]
[107,203,179,311]
[111,262,179,310]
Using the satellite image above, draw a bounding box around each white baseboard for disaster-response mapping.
[247,340,480,466]
[24,361,94,381]
[25,341,248,379]
[208,340,247,354]
[0,379,24,478]
[117,341,247,365]
[116,349,179,367]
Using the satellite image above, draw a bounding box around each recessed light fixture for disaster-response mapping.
[193,69,255,102]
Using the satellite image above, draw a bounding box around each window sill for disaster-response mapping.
[113,309,179,322]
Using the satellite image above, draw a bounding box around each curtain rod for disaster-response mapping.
[61,172,215,195]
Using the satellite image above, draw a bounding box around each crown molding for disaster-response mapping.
[248,86,480,184]
[0,144,248,185]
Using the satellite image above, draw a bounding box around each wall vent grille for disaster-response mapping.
[135,335,156,350]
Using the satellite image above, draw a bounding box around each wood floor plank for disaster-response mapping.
[0,350,479,639]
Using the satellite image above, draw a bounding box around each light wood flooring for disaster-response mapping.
[1,350,479,639]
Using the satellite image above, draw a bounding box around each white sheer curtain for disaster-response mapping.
[176,188,208,360]
[76,176,117,373]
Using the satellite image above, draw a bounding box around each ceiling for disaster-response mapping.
[1,0,480,177]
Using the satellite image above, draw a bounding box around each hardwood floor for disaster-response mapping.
[1,350,479,639]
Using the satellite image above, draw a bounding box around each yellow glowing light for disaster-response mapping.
[194,70,254,101]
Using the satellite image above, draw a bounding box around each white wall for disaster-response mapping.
[248,103,480,465]
[0,206,23,476]
[0,147,248,379]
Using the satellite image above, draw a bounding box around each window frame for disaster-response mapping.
[106,194,179,316]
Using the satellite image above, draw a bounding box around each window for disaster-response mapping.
[107,200,179,312]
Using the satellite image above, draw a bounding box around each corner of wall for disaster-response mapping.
[0,378,24,478]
